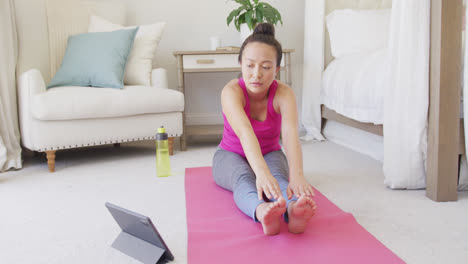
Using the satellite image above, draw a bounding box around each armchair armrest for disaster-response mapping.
[151,68,168,89]
[18,69,47,95]
[17,69,47,150]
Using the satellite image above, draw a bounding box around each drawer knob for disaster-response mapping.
[196,59,215,64]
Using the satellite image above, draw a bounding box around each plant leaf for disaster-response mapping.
[261,3,283,26]
[234,16,241,31]
[252,18,258,26]
[234,0,252,8]
[227,6,246,26]
[238,13,246,25]
[245,10,253,30]
[256,5,264,23]
[235,13,246,31]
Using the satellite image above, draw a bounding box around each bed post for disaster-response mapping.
[427,0,462,202]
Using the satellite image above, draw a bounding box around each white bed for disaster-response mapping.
[320,1,465,147]
[320,3,391,133]
[318,0,466,193]
[321,49,386,125]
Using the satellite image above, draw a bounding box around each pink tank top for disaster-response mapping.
[219,78,282,157]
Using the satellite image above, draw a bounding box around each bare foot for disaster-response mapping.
[255,197,287,235]
[288,195,317,234]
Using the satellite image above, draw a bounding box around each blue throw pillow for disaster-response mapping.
[47,27,139,89]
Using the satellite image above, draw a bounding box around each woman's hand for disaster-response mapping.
[256,174,282,201]
[287,176,315,199]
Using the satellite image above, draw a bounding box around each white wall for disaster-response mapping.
[94,0,305,124]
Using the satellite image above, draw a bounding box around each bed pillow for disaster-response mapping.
[88,15,166,86]
[326,9,391,58]
[47,27,138,89]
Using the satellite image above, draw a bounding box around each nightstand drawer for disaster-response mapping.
[182,53,286,70]
[183,54,239,69]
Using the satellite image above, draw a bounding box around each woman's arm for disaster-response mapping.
[276,83,315,198]
[221,80,282,200]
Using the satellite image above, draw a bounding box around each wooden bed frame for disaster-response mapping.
[322,0,463,201]
[322,105,465,155]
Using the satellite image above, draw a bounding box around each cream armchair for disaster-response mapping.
[15,0,184,172]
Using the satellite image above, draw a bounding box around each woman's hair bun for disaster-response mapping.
[253,23,275,37]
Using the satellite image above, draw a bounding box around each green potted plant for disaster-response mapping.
[226,0,283,43]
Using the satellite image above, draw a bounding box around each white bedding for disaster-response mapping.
[321,49,387,124]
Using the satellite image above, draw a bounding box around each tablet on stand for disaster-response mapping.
[105,202,174,264]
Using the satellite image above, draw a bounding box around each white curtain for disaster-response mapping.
[383,0,430,189]
[0,0,22,172]
[301,0,325,141]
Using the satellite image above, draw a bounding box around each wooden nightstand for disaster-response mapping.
[173,49,294,150]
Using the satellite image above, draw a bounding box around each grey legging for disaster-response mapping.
[212,147,297,222]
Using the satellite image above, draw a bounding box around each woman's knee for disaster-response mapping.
[235,169,256,185]
[212,164,232,191]
[212,148,251,191]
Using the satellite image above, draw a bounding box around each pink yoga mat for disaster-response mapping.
[185,167,405,264]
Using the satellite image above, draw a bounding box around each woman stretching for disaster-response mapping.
[212,23,316,235]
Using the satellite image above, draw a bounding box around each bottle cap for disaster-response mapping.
[156,126,168,140]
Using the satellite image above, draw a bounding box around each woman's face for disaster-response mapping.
[240,42,280,95]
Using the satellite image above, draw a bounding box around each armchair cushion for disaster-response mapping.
[32,85,184,121]
[47,27,138,89]
[88,15,166,86]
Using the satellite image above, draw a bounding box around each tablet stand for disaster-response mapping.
[112,231,169,264]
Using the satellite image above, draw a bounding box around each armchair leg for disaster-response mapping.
[46,150,56,172]
[168,137,174,156]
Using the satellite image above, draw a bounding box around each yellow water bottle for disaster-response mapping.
[156,126,171,177]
